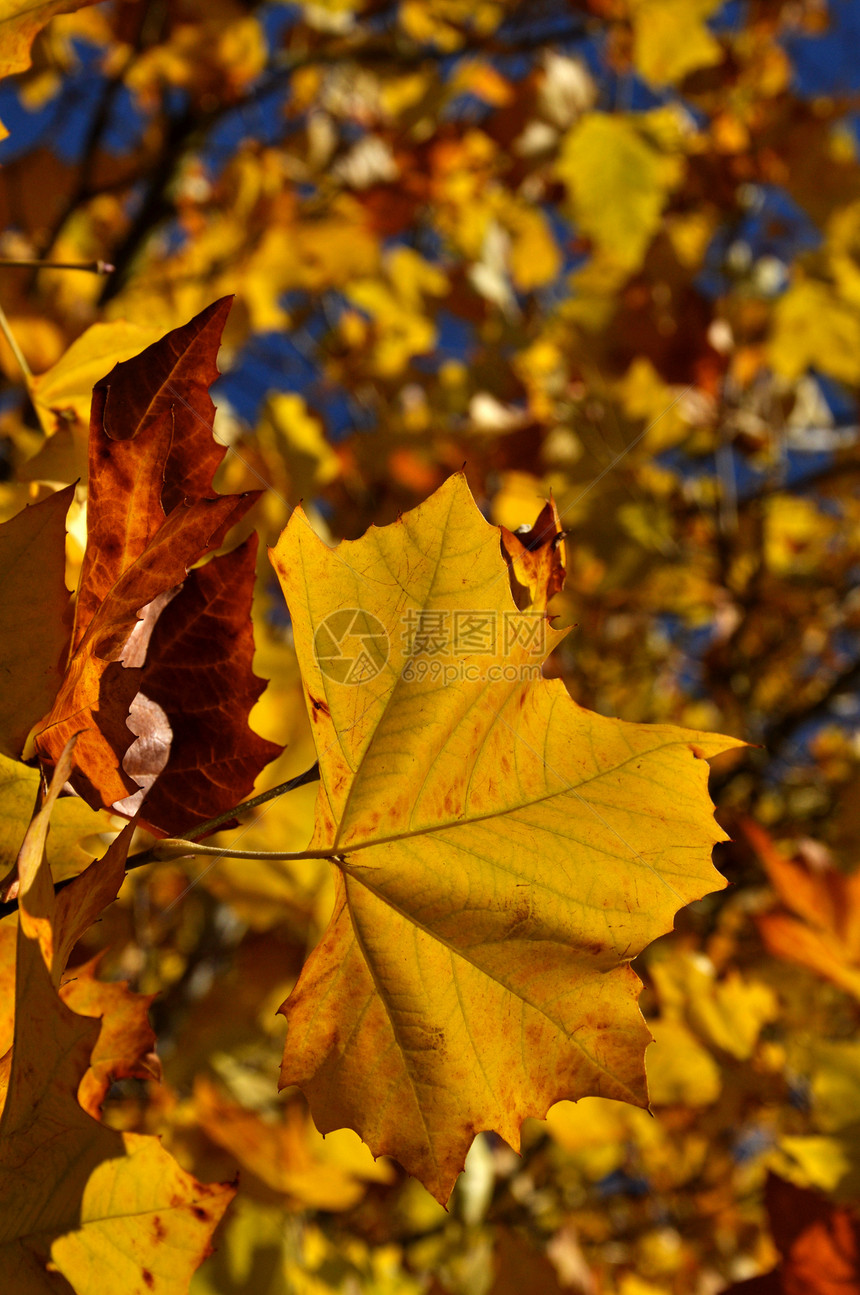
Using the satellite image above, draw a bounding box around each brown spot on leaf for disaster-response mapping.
[578,938,609,958]
[142,1271,155,1290]
[506,899,532,933]
[309,694,331,718]
[524,1019,545,1052]
[191,1206,211,1222]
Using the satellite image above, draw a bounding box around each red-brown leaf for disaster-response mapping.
[75,297,233,647]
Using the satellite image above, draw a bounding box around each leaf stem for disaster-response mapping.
[0,298,33,383]
[124,760,323,869]
[149,840,334,863]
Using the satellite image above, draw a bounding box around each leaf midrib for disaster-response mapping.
[329,733,708,861]
[329,479,480,852]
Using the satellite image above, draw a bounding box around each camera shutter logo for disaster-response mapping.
[314,609,389,684]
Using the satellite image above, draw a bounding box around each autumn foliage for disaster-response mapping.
[0,1,859,1293]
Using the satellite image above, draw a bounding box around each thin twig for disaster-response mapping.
[0,259,114,273]
[0,298,33,383]
[184,762,320,840]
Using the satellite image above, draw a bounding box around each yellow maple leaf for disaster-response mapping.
[648,947,777,1064]
[400,0,504,51]
[617,357,691,454]
[768,277,860,385]
[0,0,99,81]
[645,1019,721,1106]
[764,494,837,576]
[507,204,561,291]
[254,391,341,514]
[347,247,448,376]
[557,112,684,273]
[265,473,741,1202]
[627,0,724,88]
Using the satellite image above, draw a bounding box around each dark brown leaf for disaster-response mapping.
[0,486,73,758]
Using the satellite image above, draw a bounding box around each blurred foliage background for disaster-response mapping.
[2,0,860,1291]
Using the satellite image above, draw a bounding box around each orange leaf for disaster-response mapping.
[194,1077,393,1211]
[60,958,160,1119]
[756,912,860,1003]
[0,0,101,81]
[741,817,838,931]
[723,1174,860,1295]
[500,497,567,611]
[740,818,860,998]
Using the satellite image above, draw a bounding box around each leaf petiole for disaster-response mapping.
[149,839,333,863]
[123,760,323,868]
